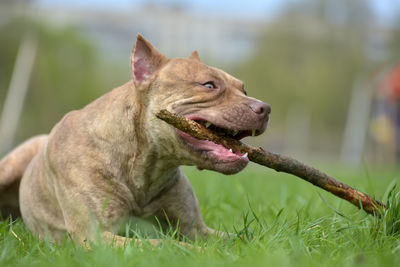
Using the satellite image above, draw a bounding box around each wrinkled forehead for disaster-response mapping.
[160,58,244,88]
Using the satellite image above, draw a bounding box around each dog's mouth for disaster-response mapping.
[194,119,263,140]
[176,116,264,172]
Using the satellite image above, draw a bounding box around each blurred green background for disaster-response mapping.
[1,0,400,167]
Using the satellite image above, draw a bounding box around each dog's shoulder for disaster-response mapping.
[45,81,134,160]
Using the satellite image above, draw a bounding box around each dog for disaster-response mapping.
[0,34,270,246]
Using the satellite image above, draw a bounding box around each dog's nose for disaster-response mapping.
[250,101,271,118]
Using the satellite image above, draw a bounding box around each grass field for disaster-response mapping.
[1,163,399,267]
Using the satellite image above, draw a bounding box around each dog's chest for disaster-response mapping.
[124,157,178,209]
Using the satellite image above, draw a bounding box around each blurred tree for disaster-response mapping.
[235,0,373,148]
[388,15,400,62]
[0,19,128,148]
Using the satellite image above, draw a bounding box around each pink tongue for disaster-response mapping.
[212,143,234,157]
[180,131,244,157]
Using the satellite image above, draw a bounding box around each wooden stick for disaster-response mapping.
[156,109,385,215]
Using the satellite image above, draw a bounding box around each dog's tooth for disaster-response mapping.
[229,149,233,153]
[242,152,248,158]
[232,130,239,136]
[252,129,256,137]
[205,122,211,128]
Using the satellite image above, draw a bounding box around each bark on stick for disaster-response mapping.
[156,109,385,215]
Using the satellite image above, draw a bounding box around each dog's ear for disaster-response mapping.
[131,34,167,87]
[188,50,202,62]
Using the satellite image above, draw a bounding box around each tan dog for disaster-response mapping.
[0,35,270,246]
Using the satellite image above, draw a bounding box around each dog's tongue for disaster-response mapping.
[178,131,247,159]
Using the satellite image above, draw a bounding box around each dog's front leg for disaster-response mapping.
[54,194,189,249]
[144,169,222,240]
[98,232,194,249]
[99,232,159,247]
[49,175,191,249]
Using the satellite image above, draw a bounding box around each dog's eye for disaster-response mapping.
[202,81,216,89]
[243,88,248,96]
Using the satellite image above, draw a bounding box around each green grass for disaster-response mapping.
[1,164,400,267]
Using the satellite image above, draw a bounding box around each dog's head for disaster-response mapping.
[131,34,270,174]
